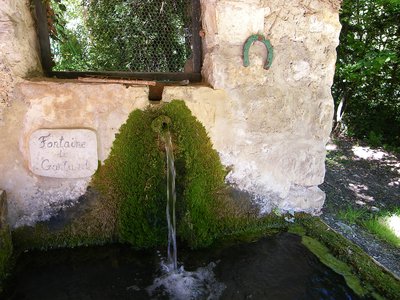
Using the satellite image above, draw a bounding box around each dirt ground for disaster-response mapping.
[320,137,400,278]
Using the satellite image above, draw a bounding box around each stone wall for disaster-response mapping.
[194,0,341,213]
[1,80,149,226]
[0,0,341,227]
[0,0,42,124]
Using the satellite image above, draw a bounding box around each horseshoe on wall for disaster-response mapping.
[243,34,274,70]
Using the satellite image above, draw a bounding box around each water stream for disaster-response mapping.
[146,130,226,299]
[164,131,178,271]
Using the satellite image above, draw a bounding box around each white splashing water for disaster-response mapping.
[147,261,226,300]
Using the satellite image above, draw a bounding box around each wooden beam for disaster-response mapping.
[191,0,203,74]
[77,77,156,86]
[50,71,202,83]
[33,0,54,75]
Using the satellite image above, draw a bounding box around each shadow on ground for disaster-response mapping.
[320,137,400,278]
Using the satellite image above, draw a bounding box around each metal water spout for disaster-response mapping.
[151,115,171,134]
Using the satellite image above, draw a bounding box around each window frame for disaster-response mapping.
[33,0,202,82]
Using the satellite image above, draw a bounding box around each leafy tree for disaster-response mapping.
[48,0,192,72]
[332,0,400,148]
[48,0,90,70]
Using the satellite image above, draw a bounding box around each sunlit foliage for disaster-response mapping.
[332,0,400,148]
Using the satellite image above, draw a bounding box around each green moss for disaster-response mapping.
[12,215,116,253]
[294,215,400,299]
[160,101,227,248]
[0,225,12,292]
[12,189,118,252]
[93,108,166,248]
[301,236,366,296]
[91,100,227,248]
[92,100,261,248]
[92,100,288,249]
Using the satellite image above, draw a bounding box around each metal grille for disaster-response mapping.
[42,0,199,74]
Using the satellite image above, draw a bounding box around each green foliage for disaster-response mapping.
[47,0,191,72]
[0,225,12,291]
[332,0,400,147]
[367,131,384,147]
[48,0,91,70]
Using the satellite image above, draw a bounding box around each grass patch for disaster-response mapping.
[337,206,400,248]
[362,214,400,248]
[337,206,368,224]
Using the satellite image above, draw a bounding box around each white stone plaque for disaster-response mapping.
[29,129,98,178]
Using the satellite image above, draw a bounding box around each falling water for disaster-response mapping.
[146,129,226,299]
[164,130,178,271]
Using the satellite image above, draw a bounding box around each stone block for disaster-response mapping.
[216,2,265,45]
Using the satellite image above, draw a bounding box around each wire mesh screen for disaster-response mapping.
[46,0,196,73]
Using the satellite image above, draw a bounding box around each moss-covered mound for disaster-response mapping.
[93,107,166,248]
[93,100,232,248]
[161,101,229,247]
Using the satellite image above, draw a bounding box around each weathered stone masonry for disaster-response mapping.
[0,0,341,226]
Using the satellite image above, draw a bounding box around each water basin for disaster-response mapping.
[3,233,363,299]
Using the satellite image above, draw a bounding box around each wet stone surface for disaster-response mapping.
[322,215,400,279]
